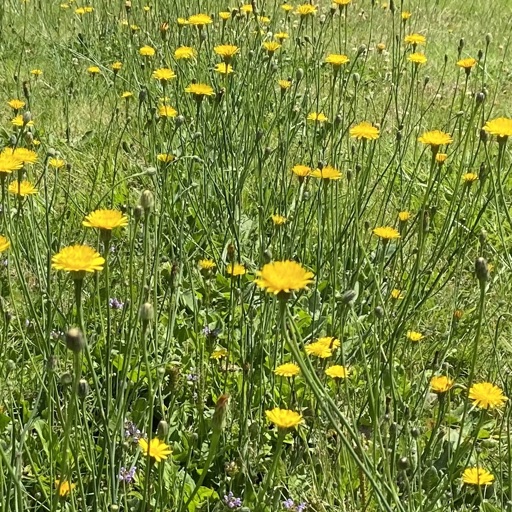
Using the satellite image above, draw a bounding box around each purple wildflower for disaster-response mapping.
[297,503,307,512]
[118,466,136,483]
[124,420,142,443]
[283,499,295,510]
[202,325,221,339]
[109,298,125,310]
[223,491,242,509]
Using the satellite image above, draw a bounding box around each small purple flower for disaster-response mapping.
[283,499,295,510]
[202,325,221,339]
[297,503,307,512]
[124,420,141,443]
[118,466,136,483]
[223,491,242,509]
[109,298,125,310]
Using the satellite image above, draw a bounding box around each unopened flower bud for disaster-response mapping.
[133,205,143,220]
[22,111,32,125]
[341,289,357,306]
[476,91,485,104]
[61,372,73,386]
[374,306,384,318]
[157,420,169,439]
[475,257,489,284]
[353,73,360,84]
[479,128,488,144]
[140,190,154,211]
[78,378,90,399]
[357,44,367,56]
[66,327,85,353]
[295,68,304,81]
[485,33,492,45]
[212,394,230,433]
[139,302,154,323]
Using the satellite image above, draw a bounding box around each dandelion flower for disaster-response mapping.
[138,438,172,462]
[188,13,213,27]
[436,153,448,164]
[214,44,239,62]
[185,83,214,98]
[157,153,174,163]
[275,32,289,42]
[295,4,317,16]
[10,148,38,164]
[274,363,300,377]
[404,33,426,46]
[30,69,43,77]
[281,3,294,11]
[401,11,412,20]
[55,479,76,497]
[483,117,512,143]
[199,259,216,270]
[0,236,10,253]
[310,165,342,180]
[271,214,287,225]
[418,130,453,150]
[463,173,478,184]
[373,226,400,240]
[325,54,349,68]
[175,46,196,60]
[398,211,411,222]
[111,61,122,72]
[121,91,133,99]
[139,45,156,57]
[83,209,128,230]
[11,115,34,127]
[177,17,189,26]
[255,260,314,295]
[292,164,311,178]
[87,66,100,75]
[333,0,351,5]
[457,57,477,73]
[219,11,231,20]
[240,4,253,13]
[317,336,340,349]
[350,121,379,140]
[215,63,234,75]
[305,342,333,358]
[430,375,454,394]
[468,382,508,409]
[262,41,281,54]
[49,158,65,169]
[307,112,328,123]
[52,245,105,274]
[408,52,427,65]
[376,43,386,53]
[8,180,37,197]
[7,99,25,110]
[159,105,178,118]
[325,365,349,379]
[211,347,228,360]
[462,468,495,486]
[278,79,292,90]
[265,408,302,429]
[0,153,23,174]
[227,263,246,276]
[391,289,404,299]
[152,68,176,83]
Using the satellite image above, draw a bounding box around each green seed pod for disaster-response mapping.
[66,327,85,353]
[157,420,169,439]
[139,302,154,323]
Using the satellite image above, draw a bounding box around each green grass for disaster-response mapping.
[1,1,512,511]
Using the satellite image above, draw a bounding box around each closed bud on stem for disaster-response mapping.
[133,205,143,220]
[139,302,154,323]
[485,33,492,45]
[139,190,154,212]
[157,420,169,439]
[475,257,489,284]
[22,111,32,126]
[212,394,230,433]
[295,68,304,81]
[341,289,357,306]
[78,378,90,399]
[66,327,85,353]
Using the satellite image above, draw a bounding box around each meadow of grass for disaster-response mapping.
[1,0,512,511]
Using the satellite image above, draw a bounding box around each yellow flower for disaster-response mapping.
[10,147,38,164]
[7,99,25,110]
[463,173,478,184]
[30,69,43,76]
[278,79,292,90]
[0,153,23,174]
[430,375,454,394]
[418,130,453,149]
[325,53,349,67]
[408,52,427,65]
[307,112,328,123]
[185,83,214,97]
[281,3,294,11]
[373,226,400,240]
[295,3,317,15]
[8,180,37,197]
[271,214,287,225]
[483,117,512,142]
[0,236,10,253]
[211,347,228,359]
[177,17,189,26]
[49,158,65,169]
[317,336,340,349]
[255,260,314,295]
[325,365,349,379]
[333,0,351,5]
[462,468,495,486]
[262,41,281,54]
[350,121,379,140]
[457,57,477,72]
[130,24,140,32]
[259,15,271,23]
[199,259,216,270]
[87,66,100,74]
[75,7,85,14]
[398,211,411,222]
[401,11,412,20]
[215,63,234,75]
[214,44,239,62]
[265,408,302,429]
[152,68,176,83]
[468,382,508,409]
[227,263,246,276]
[157,153,174,163]
[52,245,105,273]
[219,11,231,20]
[390,289,404,299]
[11,115,34,127]
[376,43,386,53]
[406,331,424,342]
[188,13,213,27]
[274,363,300,377]
[240,4,253,13]
[436,153,448,164]
[138,437,172,462]
[305,341,333,358]
[159,105,178,118]
[84,6,94,13]
[83,209,128,230]
[275,32,289,42]
[121,91,133,99]
[292,164,311,177]
[111,61,123,71]
[310,165,342,180]
[139,45,156,57]
[174,46,196,60]
[55,479,76,497]
[404,33,426,46]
